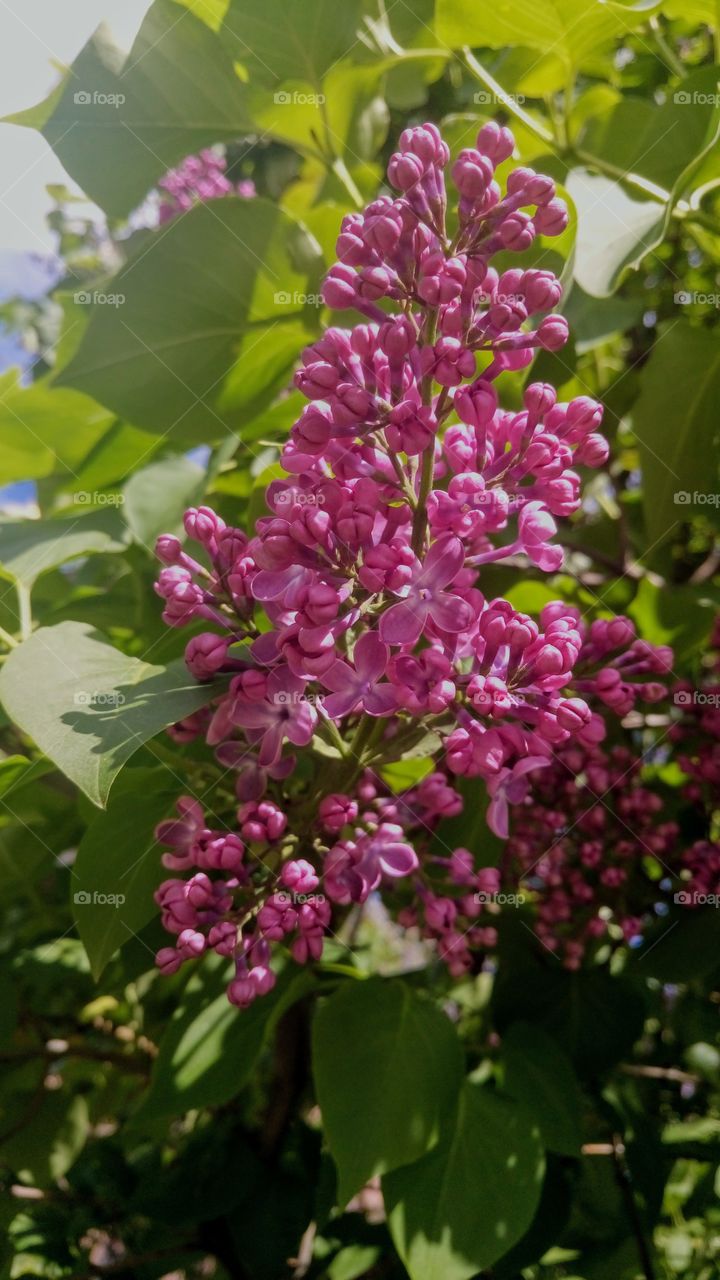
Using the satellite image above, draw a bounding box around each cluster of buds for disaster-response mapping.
[157,148,255,223]
[152,122,675,1006]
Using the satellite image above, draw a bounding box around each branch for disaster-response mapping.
[610,1133,657,1280]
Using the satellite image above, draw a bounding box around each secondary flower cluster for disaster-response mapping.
[152,122,674,1006]
[157,148,255,223]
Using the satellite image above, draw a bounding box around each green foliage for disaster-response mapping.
[0,622,221,805]
[312,977,464,1202]
[384,1082,545,1279]
[58,199,324,438]
[0,1,719,1276]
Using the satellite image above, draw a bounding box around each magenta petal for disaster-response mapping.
[429,591,475,634]
[268,665,304,701]
[206,698,236,745]
[354,632,389,682]
[286,703,318,744]
[487,793,509,839]
[380,600,425,646]
[421,534,465,588]
[364,685,397,716]
[321,658,358,695]
[258,722,284,766]
[250,631,279,665]
[378,841,418,877]
[504,756,550,802]
[251,569,297,602]
[322,689,360,720]
[155,819,191,847]
[231,703,274,730]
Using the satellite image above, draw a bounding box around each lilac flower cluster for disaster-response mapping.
[157,148,255,223]
[152,123,672,1006]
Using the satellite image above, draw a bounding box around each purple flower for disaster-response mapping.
[380,535,475,646]
[325,823,418,903]
[320,632,396,718]
[155,797,209,870]
[227,667,318,765]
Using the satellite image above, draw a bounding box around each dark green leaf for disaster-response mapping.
[73,767,185,978]
[634,325,720,543]
[136,957,315,1120]
[313,977,464,1204]
[500,1022,583,1156]
[384,1083,545,1280]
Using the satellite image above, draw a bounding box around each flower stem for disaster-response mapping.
[16,584,32,642]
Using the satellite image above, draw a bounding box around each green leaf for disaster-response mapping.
[136,957,315,1121]
[568,168,665,297]
[500,1023,583,1156]
[0,509,128,589]
[68,421,164,494]
[633,325,720,543]
[563,286,643,353]
[578,66,720,194]
[0,756,38,800]
[73,767,185,978]
[172,0,229,28]
[222,0,363,87]
[493,947,645,1076]
[0,371,113,487]
[436,0,659,72]
[0,621,222,807]
[384,1082,545,1280]
[7,0,252,218]
[57,199,323,440]
[0,1092,89,1187]
[628,577,719,662]
[312,977,464,1205]
[123,455,207,546]
[246,60,390,162]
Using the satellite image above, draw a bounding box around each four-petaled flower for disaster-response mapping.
[380,535,475,645]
